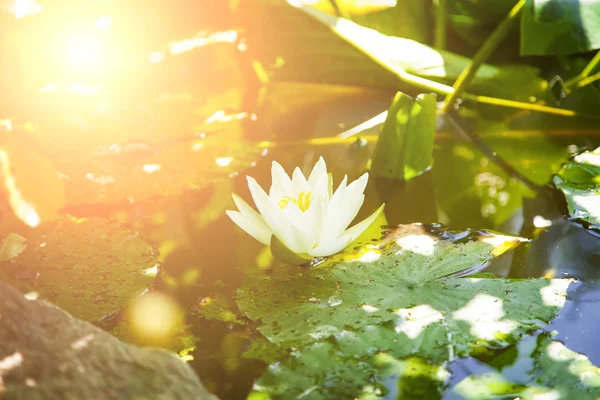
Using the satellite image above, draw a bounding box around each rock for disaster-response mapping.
[0,281,217,400]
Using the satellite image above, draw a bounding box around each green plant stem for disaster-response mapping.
[442,0,526,112]
[434,0,447,49]
[574,72,600,90]
[448,112,540,191]
[396,69,582,117]
[565,50,600,89]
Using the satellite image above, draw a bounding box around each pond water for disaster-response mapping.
[194,121,600,398]
[3,2,600,399]
[82,85,599,398]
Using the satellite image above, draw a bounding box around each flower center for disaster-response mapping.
[278,191,312,212]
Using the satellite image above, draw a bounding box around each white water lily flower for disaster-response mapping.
[226,157,384,263]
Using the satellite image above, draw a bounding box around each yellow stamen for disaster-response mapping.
[278,192,312,212]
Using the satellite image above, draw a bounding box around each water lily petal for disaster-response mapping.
[248,176,312,254]
[247,176,272,216]
[311,171,330,205]
[280,200,304,228]
[324,173,369,241]
[226,210,271,245]
[321,175,349,241]
[270,161,294,197]
[304,174,329,243]
[232,193,270,232]
[307,157,327,188]
[292,167,310,194]
[307,233,353,258]
[309,203,384,257]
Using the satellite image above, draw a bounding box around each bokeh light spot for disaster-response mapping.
[127,292,184,342]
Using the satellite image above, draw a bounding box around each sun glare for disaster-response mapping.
[63,34,104,70]
[13,0,43,18]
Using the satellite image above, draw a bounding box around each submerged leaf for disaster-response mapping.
[238,224,571,399]
[453,333,600,399]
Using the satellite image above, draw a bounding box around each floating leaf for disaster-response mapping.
[194,293,246,326]
[371,92,436,181]
[0,232,26,262]
[521,0,600,55]
[453,333,600,399]
[553,147,600,231]
[239,224,571,398]
[0,218,157,322]
[0,133,65,227]
[60,133,262,206]
[242,336,288,364]
[251,327,450,399]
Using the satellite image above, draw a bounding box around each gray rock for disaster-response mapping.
[0,281,217,400]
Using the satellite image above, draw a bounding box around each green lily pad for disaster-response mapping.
[553,147,600,231]
[0,218,157,322]
[61,132,262,206]
[453,333,600,399]
[238,224,572,399]
[251,335,449,399]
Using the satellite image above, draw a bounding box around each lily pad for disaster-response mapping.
[238,224,572,399]
[59,132,262,206]
[251,326,450,399]
[553,147,600,231]
[0,218,157,322]
[453,333,600,399]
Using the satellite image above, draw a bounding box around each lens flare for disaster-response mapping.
[127,292,184,342]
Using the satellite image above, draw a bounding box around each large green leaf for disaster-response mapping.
[0,218,157,322]
[370,92,436,181]
[238,224,572,399]
[521,0,600,55]
[249,1,545,101]
[453,333,600,399]
[553,147,600,231]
